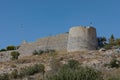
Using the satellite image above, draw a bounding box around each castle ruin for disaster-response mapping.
[0,26,98,61]
[18,26,98,55]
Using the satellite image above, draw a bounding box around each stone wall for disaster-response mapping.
[36,33,68,51]
[18,33,68,56]
[0,26,98,61]
[67,26,98,52]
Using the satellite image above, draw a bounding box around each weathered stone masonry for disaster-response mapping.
[0,26,98,61]
[18,33,69,56]
[67,26,98,52]
[18,26,98,55]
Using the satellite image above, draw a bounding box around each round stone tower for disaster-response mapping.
[67,26,98,52]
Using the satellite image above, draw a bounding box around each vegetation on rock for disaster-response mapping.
[109,58,120,68]
[33,49,56,55]
[10,51,20,60]
[47,59,103,80]
[99,34,120,50]
[6,46,16,50]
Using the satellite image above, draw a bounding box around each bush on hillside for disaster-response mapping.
[46,59,103,80]
[0,73,9,80]
[33,50,39,55]
[32,49,56,55]
[0,64,45,80]
[10,51,20,60]
[67,59,80,69]
[6,46,16,50]
[0,49,6,52]
[19,64,45,78]
[9,69,18,79]
[109,58,120,68]
[47,65,102,80]
[103,44,112,50]
[107,77,120,80]
[32,50,44,55]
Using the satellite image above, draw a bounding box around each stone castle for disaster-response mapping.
[18,26,98,55]
[0,26,98,61]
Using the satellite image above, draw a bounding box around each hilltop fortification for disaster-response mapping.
[18,26,98,55]
[0,26,98,61]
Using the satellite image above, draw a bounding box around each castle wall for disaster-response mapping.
[0,26,98,61]
[18,33,68,56]
[67,26,98,52]
[36,33,68,51]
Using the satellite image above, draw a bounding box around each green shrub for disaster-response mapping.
[34,64,45,73]
[47,66,102,80]
[67,59,80,69]
[19,64,45,78]
[9,69,18,79]
[33,50,39,55]
[32,50,44,55]
[0,49,6,52]
[107,77,120,80]
[32,49,56,55]
[0,64,45,80]
[103,44,112,50]
[10,51,20,60]
[6,46,15,50]
[109,58,120,68]
[45,49,55,53]
[38,50,44,55]
[47,59,103,80]
[0,73,9,80]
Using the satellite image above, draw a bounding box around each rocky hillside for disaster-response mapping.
[0,49,120,80]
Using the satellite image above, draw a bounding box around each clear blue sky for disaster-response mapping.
[0,0,120,49]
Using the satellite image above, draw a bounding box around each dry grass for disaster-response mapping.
[102,68,120,79]
[0,50,120,80]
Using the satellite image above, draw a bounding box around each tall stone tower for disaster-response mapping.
[67,26,98,52]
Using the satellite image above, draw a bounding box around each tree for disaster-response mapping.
[98,36,107,47]
[101,36,107,42]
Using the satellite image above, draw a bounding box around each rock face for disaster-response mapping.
[67,26,98,52]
